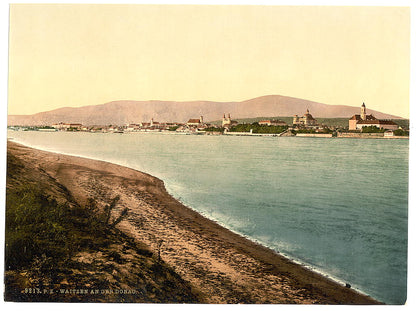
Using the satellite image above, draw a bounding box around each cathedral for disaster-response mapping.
[222,113,238,129]
[293,109,318,127]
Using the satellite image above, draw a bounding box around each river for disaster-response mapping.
[7,130,409,304]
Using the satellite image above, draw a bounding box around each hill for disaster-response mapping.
[8,95,402,126]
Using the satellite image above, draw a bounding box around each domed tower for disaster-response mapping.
[361,102,366,121]
[301,108,317,126]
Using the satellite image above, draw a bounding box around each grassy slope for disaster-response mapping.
[5,150,202,303]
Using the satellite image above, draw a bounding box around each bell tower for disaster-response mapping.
[361,102,366,120]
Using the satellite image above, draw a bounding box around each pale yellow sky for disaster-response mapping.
[8,4,410,117]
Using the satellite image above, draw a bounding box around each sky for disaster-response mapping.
[7,3,411,118]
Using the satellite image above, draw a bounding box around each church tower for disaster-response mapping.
[222,113,231,127]
[361,103,366,120]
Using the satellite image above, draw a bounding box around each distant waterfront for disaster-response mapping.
[7,103,410,138]
[8,130,409,304]
[7,125,409,139]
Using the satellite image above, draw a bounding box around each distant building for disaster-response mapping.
[166,122,180,130]
[293,109,317,126]
[187,116,204,126]
[150,118,161,128]
[259,119,287,126]
[222,113,238,129]
[126,123,141,131]
[384,130,394,137]
[348,103,398,131]
[52,122,83,130]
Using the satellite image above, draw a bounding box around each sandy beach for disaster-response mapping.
[6,141,381,304]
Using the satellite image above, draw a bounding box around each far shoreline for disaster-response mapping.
[7,128,410,140]
[6,140,383,304]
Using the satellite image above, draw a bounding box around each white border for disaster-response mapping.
[1,1,415,310]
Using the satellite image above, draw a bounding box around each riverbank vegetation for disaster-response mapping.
[5,152,201,303]
[361,126,386,133]
[229,122,288,134]
[393,129,409,136]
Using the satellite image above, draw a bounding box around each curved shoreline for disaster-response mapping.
[6,136,372,298]
[6,140,382,304]
[165,186,371,298]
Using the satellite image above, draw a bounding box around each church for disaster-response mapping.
[348,103,398,131]
[222,113,238,129]
[293,109,318,127]
[187,116,204,127]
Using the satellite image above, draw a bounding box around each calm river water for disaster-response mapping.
[8,130,409,304]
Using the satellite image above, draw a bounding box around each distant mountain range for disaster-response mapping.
[8,95,403,126]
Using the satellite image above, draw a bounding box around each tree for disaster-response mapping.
[361,126,385,133]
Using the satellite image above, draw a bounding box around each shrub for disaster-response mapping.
[393,129,409,136]
[5,184,126,271]
[5,186,72,270]
[361,126,385,133]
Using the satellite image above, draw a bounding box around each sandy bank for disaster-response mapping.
[7,141,381,304]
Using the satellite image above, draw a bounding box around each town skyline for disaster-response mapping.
[8,4,410,118]
[7,95,405,127]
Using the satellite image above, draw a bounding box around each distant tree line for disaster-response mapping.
[229,122,288,134]
[393,129,409,136]
[168,126,179,131]
[357,126,409,136]
[204,126,223,132]
[361,126,386,133]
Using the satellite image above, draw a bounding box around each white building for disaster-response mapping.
[349,103,398,131]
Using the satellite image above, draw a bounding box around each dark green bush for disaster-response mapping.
[5,185,125,271]
[361,126,385,133]
[5,186,72,270]
[393,129,409,136]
